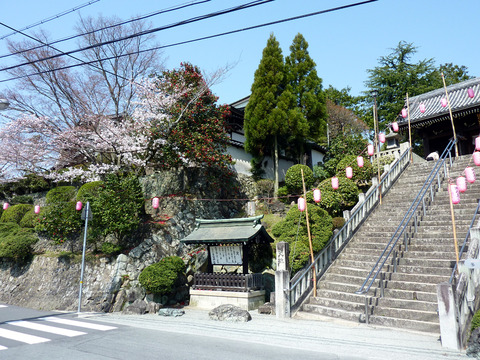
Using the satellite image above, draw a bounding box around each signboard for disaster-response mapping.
[210,245,242,265]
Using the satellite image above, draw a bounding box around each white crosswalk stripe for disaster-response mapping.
[0,328,50,345]
[7,321,87,337]
[41,317,117,331]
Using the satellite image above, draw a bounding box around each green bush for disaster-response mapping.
[472,310,480,331]
[256,179,274,199]
[139,256,186,295]
[248,243,273,273]
[272,204,332,274]
[0,204,34,224]
[0,222,37,262]
[372,155,396,174]
[332,217,346,229]
[46,186,76,204]
[277,185,290,204]
[316,177,359,217]
[10,195,34,205]
[285,164,314,194]
[76,181,103,203]
[101,242,123,256]
[336,155,374,187]
[19,208,41,228]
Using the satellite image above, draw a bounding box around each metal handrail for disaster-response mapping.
[289,145,411,310]
[449,199,480,284]
[356,139,456,296]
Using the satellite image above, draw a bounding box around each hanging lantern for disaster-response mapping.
[456,176,467,193]
[2,202,9,211]
[297,197,306,212]
[401,108,407,118]
[419,103,426,113]
[357,156,364,168]
[441,98,447,107]
[313,188,321,203]
[367,144,374,156]
[468,88,475,99]
[392,122,399,132]
[465,167,476,184]
[474,152,480,166]
[76,201,83,211]
[34,205,40,214]
[152,197,160,209]
[332,177,339,190]
[450,184,460,204]
[476,137,480,151]
[346,166,353,179]
[379,133,385,144]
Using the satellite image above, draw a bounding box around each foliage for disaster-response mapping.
[36,186,82,247]
[19,208,41,228]
[336,155,374,188]
[326,99,368,140]
[285,164,314,194]
[0,174,50,197]
[277,185,290,204]
[256,179,274,199]
[248,243,273,273]
[0,204,33,225]
[471,310,480,331]
[0,222,37,262]
[332,217,345,230]
[372,155,396,174]
[316,177,359,217]
[101,242,123,256]
[272,203,332,274]
[139,256,186,295]
[76,181,103,203]
[10,195,34,205]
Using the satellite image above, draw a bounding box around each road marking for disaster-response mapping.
[41,317,117,331]
[0,328,50,344]
[7,321,87,337]
[0,305,7,308]
[0,345,7,350]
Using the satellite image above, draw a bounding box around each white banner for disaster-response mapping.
[210,245,243,265]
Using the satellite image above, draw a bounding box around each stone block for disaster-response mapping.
[209,304,251,322]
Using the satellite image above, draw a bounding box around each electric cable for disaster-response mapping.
[0,0,377,84]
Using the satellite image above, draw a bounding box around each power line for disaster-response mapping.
[0,0,102,40]
[0,0,272,73]
[0,0,378,84]
[0,0,212,60]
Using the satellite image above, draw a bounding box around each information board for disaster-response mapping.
[210,245,243,265]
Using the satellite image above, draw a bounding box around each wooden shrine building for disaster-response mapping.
[397,77,480,157]
[180,215,274,310]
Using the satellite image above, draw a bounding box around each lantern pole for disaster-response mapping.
[441,73,459,158]
[406,93,413,164]
[78,201,91,314]
[301,169,316,297]
[447,181,460,273]
[371,90,382,205]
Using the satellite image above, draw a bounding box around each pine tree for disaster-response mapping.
[244,34,288,195]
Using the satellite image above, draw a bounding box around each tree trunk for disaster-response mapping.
[274,135,279,197]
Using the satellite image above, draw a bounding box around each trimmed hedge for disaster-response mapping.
[0,204,34,224]
[139,256,186,295]
[0,222,37,262]
[285,164,315,194]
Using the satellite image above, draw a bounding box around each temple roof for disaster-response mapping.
[398,77,480,129]
[180,215,274,245]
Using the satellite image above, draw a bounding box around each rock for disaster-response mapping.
[257,302,275,315]
[122,299,147,315]
[158,308,185,317]
[112,289,127,312]
[209,304,251,322]
[146,302,160,314]
[467,328,480,358]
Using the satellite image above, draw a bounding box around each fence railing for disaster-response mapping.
[193,273,263,292]
[289,144,412,312]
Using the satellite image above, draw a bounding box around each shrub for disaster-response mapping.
[272,204,332,274]
[277,185,290,204]
[472,310,480,331]
[10,195,34,205]
[0,204,34,224]
[332,217,345,230]
[336,154,374,187]
[139,256,186,295]
[285,164,314,194]
[46,186,76,204]
[0,223,37,262]
[101,242,123,256]
[316,177,359,217]
[19,208,41,228]
[372,155,396,174]
[256,179,274,199]
[248,243,273,273]
[76,181,103,203]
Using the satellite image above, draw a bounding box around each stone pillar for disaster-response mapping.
[275,241,290,319]
[437,282,461,349]
[246,201,256,217]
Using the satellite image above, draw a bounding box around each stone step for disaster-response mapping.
[398,257,455,268]
[301,303,362,323]
[405,244,466,253]
[307,297,365,312]
[322,273,380,288]
[368,314,440,333]
[318,281,376,295]
[395,264,452,276]
[382,288,437,302]
[400,251,457,260]
[384,279,438,293]
[375,296,437,312]
[389,271,449,284]
[373,305,438,322]
[313,288,370,303]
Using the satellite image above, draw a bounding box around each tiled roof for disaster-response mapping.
[397,77,480,128]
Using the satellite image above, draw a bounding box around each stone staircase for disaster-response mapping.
[298,155,480,334]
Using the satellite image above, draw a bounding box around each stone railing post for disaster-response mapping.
[437,282,461,349]
[275,241,290,319]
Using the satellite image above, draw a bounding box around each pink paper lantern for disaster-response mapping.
[34,205,40,214]
[392,122,399,132]
[76,201,83,211]
[465,167,476,184]
[401,108,407,118]
[2,202,9,211]
[450,184,460,204]
[152,197,160,209]
[474,152,480,166]
[346,166,353,179]
[297,197,306,212]
[468,88,475,99]
[419,103,426,113]
[313,188,321,203]
[357,156,364,168]
[367,144,374,156]
[379,133,385,144]
[456,176,467,193]
[441,98,447,107]
[332,177,339,190]
[476,137,480,151]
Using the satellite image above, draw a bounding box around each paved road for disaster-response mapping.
[0,304,469,359]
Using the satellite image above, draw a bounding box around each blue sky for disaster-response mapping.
[0,0,479,105]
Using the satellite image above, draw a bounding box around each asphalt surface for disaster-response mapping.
[86,307,469,360]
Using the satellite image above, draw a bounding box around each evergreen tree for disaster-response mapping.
[244,34,288,195]
[284,33,327,153]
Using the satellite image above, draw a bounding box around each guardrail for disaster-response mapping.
[289,145,412,312]
[193,273,263,292]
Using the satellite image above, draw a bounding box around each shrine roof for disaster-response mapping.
[180,215,274,245]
